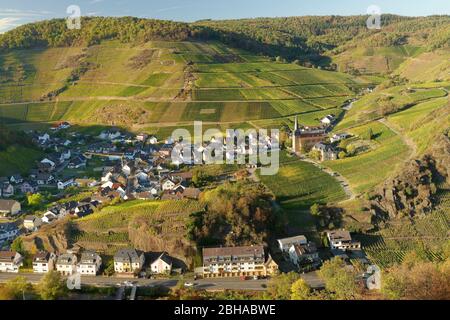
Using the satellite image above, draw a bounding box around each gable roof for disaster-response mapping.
[0,200,19,211]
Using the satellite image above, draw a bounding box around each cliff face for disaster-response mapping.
[370,133,450,222]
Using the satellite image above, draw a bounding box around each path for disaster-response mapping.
[378,118,417,158]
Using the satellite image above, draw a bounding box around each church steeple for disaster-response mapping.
[294,115,299,132]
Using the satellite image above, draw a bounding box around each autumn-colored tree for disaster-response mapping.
[290,278,311,300]
[318,257,360,300]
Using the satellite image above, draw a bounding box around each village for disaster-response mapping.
[0,115,374,289]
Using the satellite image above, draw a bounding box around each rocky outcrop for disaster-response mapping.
[370,132,450,223]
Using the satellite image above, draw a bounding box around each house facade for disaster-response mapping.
[114,248,145,274]
[327,230,361,251]
[33,252,56,273]
[277,235,308,253]
[202,245,278,278]
[150,252,172,274]
[23,215,42,231]
[0,200,21,216]
[0,251,23,273]
[78,251,102,276]
[56,253,78,275]
[0,223,19,244]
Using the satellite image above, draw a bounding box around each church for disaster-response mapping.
[292,116,328,154]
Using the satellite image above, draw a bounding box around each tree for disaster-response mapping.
[366,128,374,141]
[346,144,356,156]
[0,277,30,300]
[338,151,347,159]
[290,278,311,300]
[37,271,67,300]
[11,237,25,255]
[265,272,300,300]
[318,257,360,300]
[310,203,321,217]
[27,193,44,209]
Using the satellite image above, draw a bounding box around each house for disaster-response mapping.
[99,129,121,141]
[277,235,307,253]
[73,203,94,218]
[0,251,23,273]
[0,200,21,216]
[19,181,39,194]
[288,242,321,271]
[57,178,76,190]
[56,253,78,275]
[33,252,56,273]
[23,215,43,231]
[114,248,145,274]
[150,252,172,274]
[68,156,87,169]
[148,136,158,144]
[0,223,19,244]
[36,173,55,185]
[40,158,56,169]
[10,174,23,184]
[202,245,278,278]
[38,133,50,144]
[136,133,148,142]
[1,183,15,197]
[75,178,98,188]
[327,230,361,251]
[181,187,202,200]
[78,251,102,276]
[161,178,176,191]
[320,114,336,125]
[331,133,351,143]
[312,142,339,161]
[42,211,57,224]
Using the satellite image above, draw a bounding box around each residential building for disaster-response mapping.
[150,252,172,274]
[78,251,102,276]
[0,200,21,216]
[56,253,78,275]
[1,183,14,197]
[277,235,307,253]
[57,178,76,190]
[288,242,321,270]
[0,223,19,244]
[0,251,23,273]
[23,215,42,231]
[114,248,145,274]
[19,181,39,194]
[202,245,278,278]
[312,142,339,161]
[327,230,361,251]
[33,252,56,273]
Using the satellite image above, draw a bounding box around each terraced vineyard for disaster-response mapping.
[0,40,374,132]
[360,190,450,269]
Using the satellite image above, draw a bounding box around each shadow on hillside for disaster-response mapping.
[194,27,332,67]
